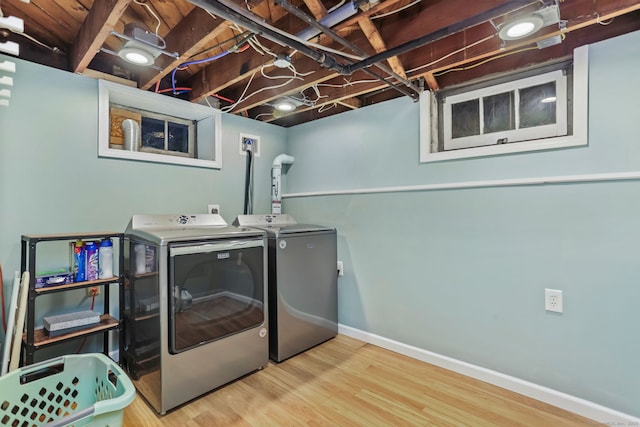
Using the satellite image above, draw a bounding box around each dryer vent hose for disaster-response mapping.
[122,119,139,151]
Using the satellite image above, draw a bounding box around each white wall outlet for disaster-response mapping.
[545,288,563,313]
[337,261,344,277]
[207,204,220,215]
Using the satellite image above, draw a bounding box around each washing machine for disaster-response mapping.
[123,214,268,414]
[233,214,337,362]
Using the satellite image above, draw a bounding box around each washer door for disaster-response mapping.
[168,239,264,353]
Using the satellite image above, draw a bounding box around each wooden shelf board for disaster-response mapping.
[35,277,120,294]
[25,314,119,347]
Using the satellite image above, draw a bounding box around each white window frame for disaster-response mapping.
[98,80,222,169]
[443,70,567,150]
[420,45,588,162]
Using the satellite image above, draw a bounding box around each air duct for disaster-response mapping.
[295,2,358,41]
[122,119,139,151]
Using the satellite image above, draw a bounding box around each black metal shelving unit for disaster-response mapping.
[20,232,125,366]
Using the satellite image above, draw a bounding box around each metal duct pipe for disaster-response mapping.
[343,0,532,75]
[188,0,345,73]
[275,0,420,100]
[122,119,139,151]
[296,2,358,41]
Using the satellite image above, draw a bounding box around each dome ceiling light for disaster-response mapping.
[100,23,179,68]
[498,3,561,41]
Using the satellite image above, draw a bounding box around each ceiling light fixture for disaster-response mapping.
[116,24,163,66]
[498,3,561,41]
[274,99,297,112]
[100,23,178,68]
[499,15,543,40]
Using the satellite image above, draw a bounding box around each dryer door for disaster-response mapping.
[168,238,264,353]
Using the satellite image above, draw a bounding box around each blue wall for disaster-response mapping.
[284,30,640,416]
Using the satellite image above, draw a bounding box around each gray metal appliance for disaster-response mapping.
[123,214,268,414]
[233,214,337,362]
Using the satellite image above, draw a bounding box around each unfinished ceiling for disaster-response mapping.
[2,0,640,127]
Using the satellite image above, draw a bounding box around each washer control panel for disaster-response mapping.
[234,214,297,227]
[130,214,228,229]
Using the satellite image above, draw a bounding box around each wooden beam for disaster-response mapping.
[357,17,407,79]
[302,0,328,20]
[424,72,439,91]
[336,97,362,109]
[70,0,132,73]
[139,8,228,90]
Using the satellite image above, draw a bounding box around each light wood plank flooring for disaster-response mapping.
[123,335,599,426]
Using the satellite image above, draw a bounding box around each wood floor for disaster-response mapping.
[123,335,598,426]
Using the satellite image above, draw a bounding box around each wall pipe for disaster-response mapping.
[272,154,295,214]
[274,0,421,100]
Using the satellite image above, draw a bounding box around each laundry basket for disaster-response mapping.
[0,353,135,427]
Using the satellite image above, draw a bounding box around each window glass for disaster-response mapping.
[483,91,515,134]
[451,99,480,138]
[168,122,190,153]
[141,117,165,150]
[519,82,556,128]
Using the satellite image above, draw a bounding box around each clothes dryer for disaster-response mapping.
[234,214,337,362]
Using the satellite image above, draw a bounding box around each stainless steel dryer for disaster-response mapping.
[233,214,337,362]
[123,214,268,414]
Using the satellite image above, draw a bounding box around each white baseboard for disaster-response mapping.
[338,324,639,424]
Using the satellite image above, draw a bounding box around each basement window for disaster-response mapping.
[420,45,588,162]
[98,80,222,168]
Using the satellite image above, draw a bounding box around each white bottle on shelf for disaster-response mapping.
[98,239,114,279]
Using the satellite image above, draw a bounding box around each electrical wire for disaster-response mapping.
[222,63,308,113]
[371,0,422,20]
[317,78,381,88]
[134,0,162,36]
[596,13,614,25]
[433,45,538,77]
[171,50,231,93]
[405,34,496,74]
[327,0,346,14]
[318,102,337,113]
[190,30,252,58]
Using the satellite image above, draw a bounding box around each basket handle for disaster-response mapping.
[43,407,94,427]
[18,356,65,383]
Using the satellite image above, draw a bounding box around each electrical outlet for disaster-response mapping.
[207,204,220,215]
[337,261,344,277]
[545,288,563,313]
[86,286,100,297]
